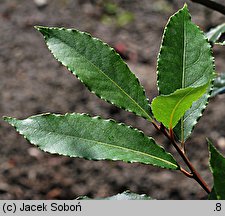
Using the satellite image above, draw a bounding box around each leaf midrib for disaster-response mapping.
[26,123,177,168]
[182,14,187,89]
[47,29,152,121]
[180,13,187,141]
[169,88,196,129]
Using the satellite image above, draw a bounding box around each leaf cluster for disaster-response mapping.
[3,4,225,199]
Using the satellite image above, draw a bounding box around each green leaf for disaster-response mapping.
[157,5,214,141]
[3,114,178,170]
[208,187,219,200]
[206,23,225,44]
[211,73,225,97]
[151,84,208,129]
[78,191,153,200]
[208,140,225,200]
[35,26,152,121]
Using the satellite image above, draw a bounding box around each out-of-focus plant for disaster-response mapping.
[101,1,134,27]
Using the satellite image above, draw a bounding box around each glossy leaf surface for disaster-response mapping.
[4,114,178,169]
[35,26,152,120]
[78,191,152,200]
[151,84,208,129]
[211,73,225,97]
[157,5,214,141]
[206,23,225,45]
[208,140,225,199]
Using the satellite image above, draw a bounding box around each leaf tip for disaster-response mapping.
[34,25,42,31]
[181,3,190,17]
[34,26,49,36]
[2,116,17,126]
[3,116,12,122]
[207,138,214,152]
[183,3,188,8]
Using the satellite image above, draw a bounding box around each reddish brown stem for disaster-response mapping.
[170,136,211,194]
[169,128,175,141]
[152,120,211,194]
[180,167,193,178]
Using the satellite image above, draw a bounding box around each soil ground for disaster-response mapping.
[1,0,225,199]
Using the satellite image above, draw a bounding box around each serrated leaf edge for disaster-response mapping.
[208,139,224,199]
[3,113,179,170]
[156,4,215,141]
[206,23,225,44]
[151,84,208,129]
[169,85,208,129]
[35,26,152,121]
[76,190,153,200]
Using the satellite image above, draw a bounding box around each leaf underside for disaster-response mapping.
[157,5,214,141]
[77,191,152,200]
[35,26,152,121]
[4,114,178,170]
[151,84,208,129]
[208,140,225,200]
[211,73,225,97]
[206,23,225,44]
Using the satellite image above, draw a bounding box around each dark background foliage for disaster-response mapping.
[0,0,225,199]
